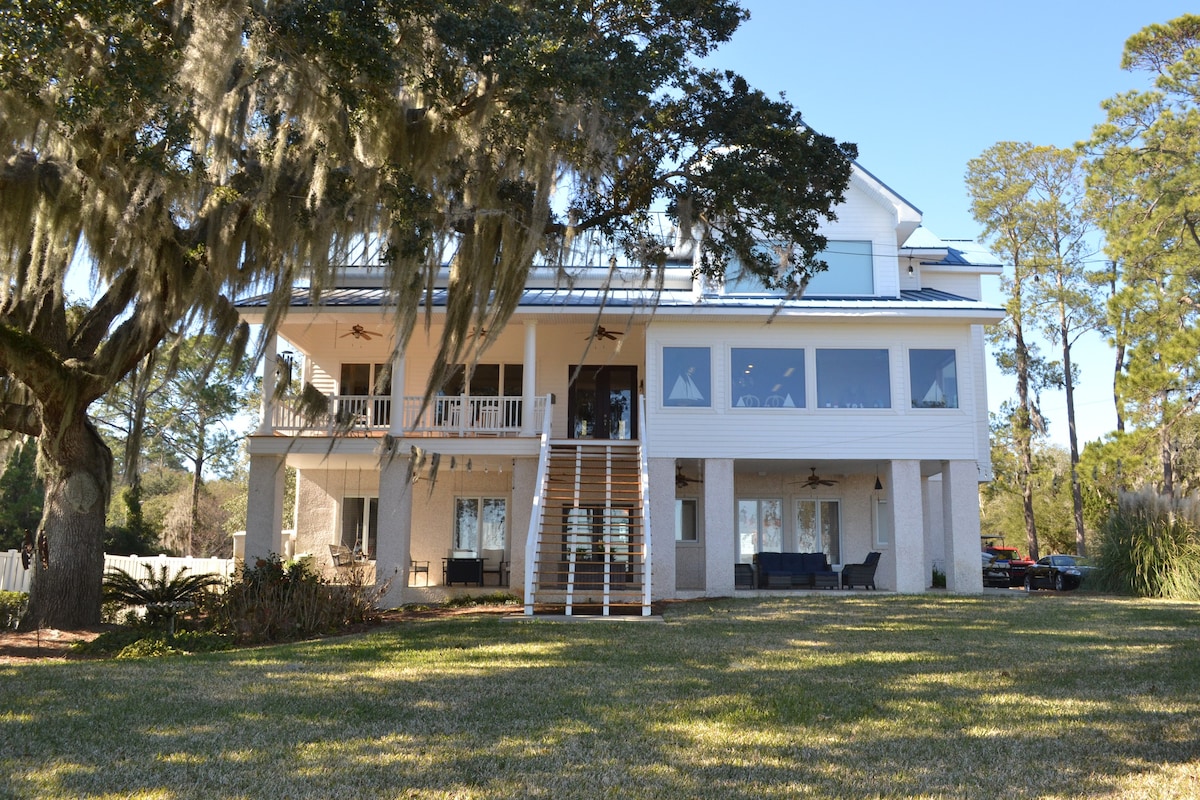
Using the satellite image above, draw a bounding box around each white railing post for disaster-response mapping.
[523,394,554,616]
[638,394,652,615]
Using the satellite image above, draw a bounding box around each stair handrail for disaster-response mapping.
[637,394,652,615]
[523,393,555,615]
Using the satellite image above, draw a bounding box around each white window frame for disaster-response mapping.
[454,497,507,556]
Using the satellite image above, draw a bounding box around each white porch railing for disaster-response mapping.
[0,552,237,595]
[270,394,549,436]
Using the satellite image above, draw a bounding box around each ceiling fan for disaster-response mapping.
[676,465,703,488]
[799,467,838,488]
[587,326,622,341]
[341,324,381,341]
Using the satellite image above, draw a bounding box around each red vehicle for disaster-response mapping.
[982,538,1035,588]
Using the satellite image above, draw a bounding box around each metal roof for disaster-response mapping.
[236,286,1000,314]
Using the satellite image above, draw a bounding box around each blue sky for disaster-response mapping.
[705,1,1192,447]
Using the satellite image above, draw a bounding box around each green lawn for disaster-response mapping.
[1,594,1198,799]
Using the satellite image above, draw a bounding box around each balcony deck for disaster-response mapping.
[269,394,549,437]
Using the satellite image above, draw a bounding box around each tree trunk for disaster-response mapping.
[1058,291,1086,557]
[18,418,112,631]
[1013,316,1040,561]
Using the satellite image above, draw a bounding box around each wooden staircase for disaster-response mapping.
[526,441,650,615]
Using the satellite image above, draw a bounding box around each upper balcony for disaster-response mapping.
[266,393,550,438]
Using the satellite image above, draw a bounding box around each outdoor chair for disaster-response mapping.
[329,543,360,567]
[841,551,881,590]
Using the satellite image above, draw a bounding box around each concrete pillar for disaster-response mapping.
[889,460,926,593]
[375,453,414,608]
[258,333,278,435]
[703,458,735,595]
[522,320,538,435]
[509,457,538,602]
[942,460,983,593]
[647,457,676,600]
[245,454,286,563]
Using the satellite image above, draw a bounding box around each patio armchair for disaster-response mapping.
[841,551,881,590]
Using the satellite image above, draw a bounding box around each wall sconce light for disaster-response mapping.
[874,475,884,491]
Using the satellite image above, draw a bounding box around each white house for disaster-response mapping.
[237,163,1003,614]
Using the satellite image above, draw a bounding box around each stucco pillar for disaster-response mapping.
[703,458,735,595]
[942,460,983,593]
[245,454,286,563]
[647,457,676,600]
[509,457,538,602]
[388,351,406,437]
[889,459,926,593]
[374,453,413,608]
[258,333,278,435]
[522,320,538,435]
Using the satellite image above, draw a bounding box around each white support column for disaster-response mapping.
[889,460,926,593]
[703,458,735,595]
[258,333,278,435]
[375,452,414,608]
[522,320,538,435]
[245,454,286,562]
[388,351,406,437]
[942,460,983,593]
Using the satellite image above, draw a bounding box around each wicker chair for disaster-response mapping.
[841,551,881,590]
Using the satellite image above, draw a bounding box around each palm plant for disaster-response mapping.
[103,564,224,636]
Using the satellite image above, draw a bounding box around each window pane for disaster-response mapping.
[663,347,711,407]
[454,498,479,553]
[737,500,759,563]
[806,241,874,296]
[910,349,958,408]
[675,499,698,542]
[761,500,783,552]
[874,499,891,547]
[471,364,500,396]
[816,349,890,408]
[795,500,817,552]
[367,498,379,558]
[731,348,804,408]
[481,498,507,551]
[341,497,366,550]
[820,500,841,563]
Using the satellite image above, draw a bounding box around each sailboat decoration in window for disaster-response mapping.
[669,368,705,404]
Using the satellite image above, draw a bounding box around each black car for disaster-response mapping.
[1025,554,1085,591]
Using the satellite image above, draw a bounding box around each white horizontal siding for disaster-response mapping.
[645,320,983,461]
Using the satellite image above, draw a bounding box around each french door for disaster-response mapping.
[567,365,637,440]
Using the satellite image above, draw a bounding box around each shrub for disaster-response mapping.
[103,563,225,636]
[203,554,389,644]
[1093,490,1200,599]
[0,591,27,629]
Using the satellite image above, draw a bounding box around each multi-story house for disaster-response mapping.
[238,162,1003,614]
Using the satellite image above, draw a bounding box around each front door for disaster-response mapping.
[567,365,637,440]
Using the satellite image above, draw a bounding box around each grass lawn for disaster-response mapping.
[1,593,1198,799]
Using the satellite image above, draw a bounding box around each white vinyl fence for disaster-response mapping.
[0,551,236,594]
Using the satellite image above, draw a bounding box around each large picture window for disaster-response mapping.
[731,348,804,408]
[909,349,958,408]
[721,240,874,297]
[805,241,874,296]
[737,498,783,563]
[454,497,507,555]
[663,347,710,407]
[816,349,890,409]
[796,499,841,564]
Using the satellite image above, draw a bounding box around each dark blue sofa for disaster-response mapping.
[754,551,838,588]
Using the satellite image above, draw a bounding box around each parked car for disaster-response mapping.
[1025,554,1086,591]
[982,551,1010,588]
[984,544,1035,587]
